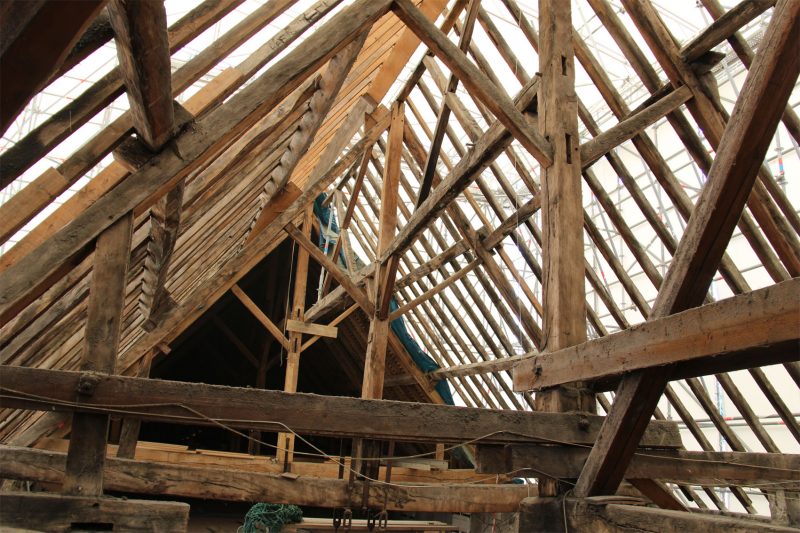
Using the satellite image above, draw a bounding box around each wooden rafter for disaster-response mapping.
[393,0,553,167]
[0,0,393,326]
[415,0,480,207]
[571,0,800,498]
[0,0,107,136]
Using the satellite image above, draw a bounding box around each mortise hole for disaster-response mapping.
[565,134,572,164]
[561,55,567,76]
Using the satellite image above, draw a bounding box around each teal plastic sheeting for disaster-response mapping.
[313,194,454,405]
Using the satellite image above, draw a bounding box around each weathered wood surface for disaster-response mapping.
[519,497,799,533]
[0,0,242,185]
[0,0,393,325]
[247,28,367,240]
[0,446,531,513]
[363,101,404,400]
[477,444,800,488]
[415,0,480,207]
[0,366,681,448]
[63,213,133,497]
[393,0,552,167]
[514,278,800,389]
[107,0,174,150]
[0,1,106,136]
[573,0,800,500]
[38,437,499,484]
[681,0,776,62]
[0,491,189,532]
[286,320,338,339]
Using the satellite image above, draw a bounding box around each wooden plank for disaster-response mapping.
[247,29,368,240]
[481,445,800,487]
[279,209,313,463]
[573,0,800,499]
[231,284,290,351]
[580,86,692,168]
[392,0,553,167]
[681,0,776,63]
[0,491,189,533]
[563,500,798,533]
[0,366,682,448]
[107,0,174,150]
[39,438,497,484]
[0,1,106,136]
[0,0,394,326]
[300,303,357,351]
[514,277,800,389]
[62,212,133,497]
[285,319,338,339]
[0,446,532,513]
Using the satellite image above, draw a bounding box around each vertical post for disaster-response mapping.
[362,101,404,400]
[63,212,133,495]
[537,0,593,496]
[278,208,313,465]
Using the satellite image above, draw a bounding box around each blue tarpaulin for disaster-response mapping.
[313,194,454,405]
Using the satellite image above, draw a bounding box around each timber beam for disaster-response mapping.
[0,491,190,532]
[580,86,692,168]
[681,0,776,63]
[0,445,532,513]
[0,0,393,326]
[513,277,800,390]
[392,0,552,167]
[107,0,174,150]
[386,278,799,388]
[0,366,682,448]
[573,0,800,500]
[477,445,800,489]
[415,0,481,207]
[518,497,799,533]
[0,0,107,136]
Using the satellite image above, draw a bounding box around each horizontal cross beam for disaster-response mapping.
[514,277,800,390]
[0,366,681,448]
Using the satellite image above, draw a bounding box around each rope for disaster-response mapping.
[240,503,302,533]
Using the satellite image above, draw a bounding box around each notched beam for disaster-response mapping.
[108,0,175,150]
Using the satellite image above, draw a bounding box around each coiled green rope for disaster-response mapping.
[241,503,303,533]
